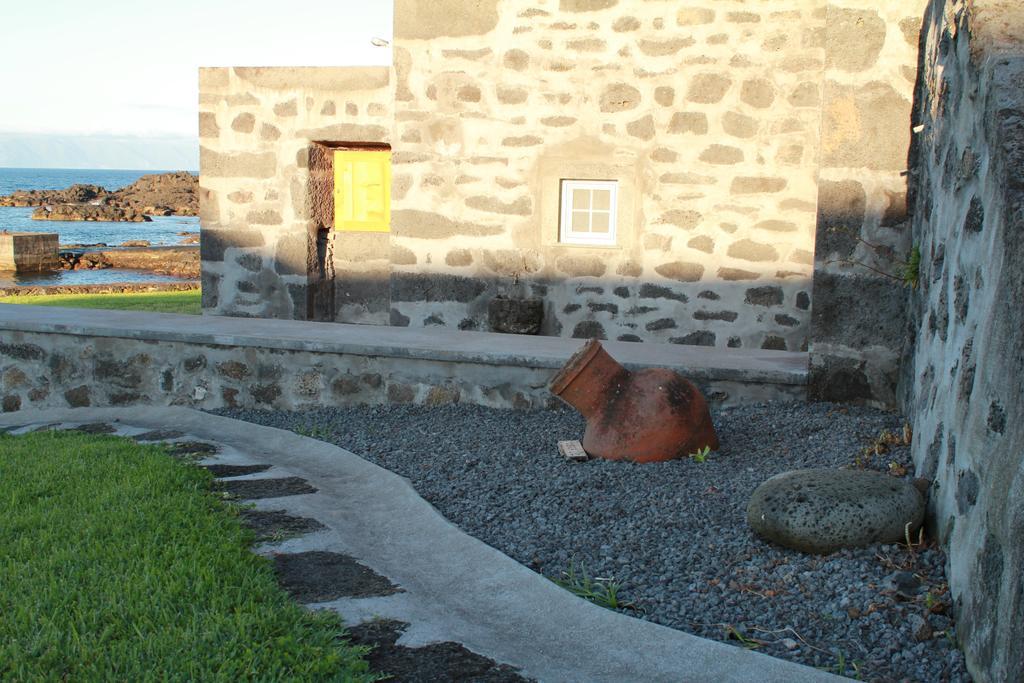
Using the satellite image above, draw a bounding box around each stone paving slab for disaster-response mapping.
[0,304,807,385]
[0,407,842,683]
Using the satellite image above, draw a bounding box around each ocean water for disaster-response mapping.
[0,167,199,286]
[0,167,200,247]
[0,168,174,196]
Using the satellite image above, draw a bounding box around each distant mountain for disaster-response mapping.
[0,132,198,172]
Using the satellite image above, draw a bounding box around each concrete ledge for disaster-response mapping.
[0,304,807,385]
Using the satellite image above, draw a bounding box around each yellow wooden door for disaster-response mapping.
[333,150,391,232]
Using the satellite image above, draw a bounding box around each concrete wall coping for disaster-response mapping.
[0,305,808,386]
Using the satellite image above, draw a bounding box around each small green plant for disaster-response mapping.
[824,227,921,290]
[725,626,761,650]
[688,445,711,463]
[295,424,333,441]
[551,559,635,611]
[823,651,864,680]
[903,244,922,288]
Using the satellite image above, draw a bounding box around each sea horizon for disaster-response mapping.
[0,167,196,196]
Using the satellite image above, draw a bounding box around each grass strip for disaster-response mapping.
[0,289,201,314]
[0,430,374,681]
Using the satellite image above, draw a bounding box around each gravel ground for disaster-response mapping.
[214,401,970,683]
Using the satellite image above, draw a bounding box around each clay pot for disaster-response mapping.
[550,339,719,463]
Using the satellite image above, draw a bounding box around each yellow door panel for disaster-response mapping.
[333,150,391,232]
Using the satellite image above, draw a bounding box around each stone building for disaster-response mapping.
[199,0,924,406]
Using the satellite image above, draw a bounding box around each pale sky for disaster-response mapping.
[0,0,393,169]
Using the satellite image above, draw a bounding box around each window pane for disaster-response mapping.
[572,188,590,211]
[572,210,590,231]
[590,211,610,233]
[592,189,611,211]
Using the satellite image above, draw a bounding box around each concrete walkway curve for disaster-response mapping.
[1,407,843,683]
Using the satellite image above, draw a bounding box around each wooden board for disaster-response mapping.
[558,440,589,463]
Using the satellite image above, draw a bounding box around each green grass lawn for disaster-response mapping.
[0,289,201,314]
[0,430,375,681]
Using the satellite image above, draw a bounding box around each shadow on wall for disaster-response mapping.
[204,264,818,355]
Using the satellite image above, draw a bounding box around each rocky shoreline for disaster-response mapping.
[58,246,199,278]
[1,172,197,222]
[0,281,199,298]
[32,204,152,222]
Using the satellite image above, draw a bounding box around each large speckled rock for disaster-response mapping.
[747,469,925,554]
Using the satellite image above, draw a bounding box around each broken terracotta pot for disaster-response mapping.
[549,339,719,463]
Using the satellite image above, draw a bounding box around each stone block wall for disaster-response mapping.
[0,307,804,414]
[901,1,1024,680]
[389,0,836,351]
[199,67,392,320]
[0,329,552,413]
[807,1,923,407]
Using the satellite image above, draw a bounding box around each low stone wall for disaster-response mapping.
[901,2,1024,680]
[0,305,806,414]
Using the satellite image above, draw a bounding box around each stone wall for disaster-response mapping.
[199,67,392,320]
[390,0,834,351]
[0,328,550,413]
[807,1,923,407]
[0,307,805,414]
[198,2,922,359]
[901,1,1024,680]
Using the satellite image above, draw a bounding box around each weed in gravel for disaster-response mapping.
[724,626,763,650]
[688,445,711,463]
[551,559,635,611]
[823,651,864,680]
[294,424,334,441]
[853,425,913,470]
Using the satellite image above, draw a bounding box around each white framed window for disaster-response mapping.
[559,180,618,246]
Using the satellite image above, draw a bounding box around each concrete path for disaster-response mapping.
[1,407,842,683]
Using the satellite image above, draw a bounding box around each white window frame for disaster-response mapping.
[559,179,618,246]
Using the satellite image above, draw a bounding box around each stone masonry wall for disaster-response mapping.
[807,1,924,407]
[198,3,923,361]
[0,329,551,412]
[199,67,392,320]
[0,322,802,414]
[391,0,832,350]
[901,1,1024,681]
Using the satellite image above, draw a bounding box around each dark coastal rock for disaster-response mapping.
[1,172,197,219]
[747,468,925,554]
[0,183,109,207]
[115,171,198,216]
[32,204,151,222]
